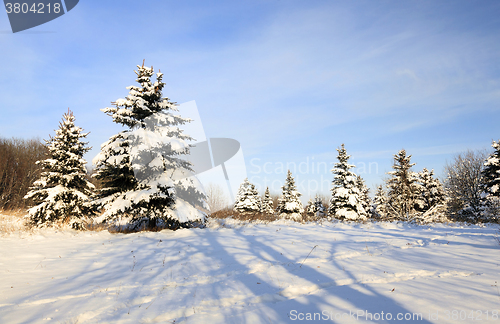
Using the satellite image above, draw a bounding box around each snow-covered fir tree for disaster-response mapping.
[416,168,445,212]
[93,61,206,230]
[314,196,326,216]
[252,184,262,211]
[233,178,261,214]
[372,185,388,218]
[306,195,326,217]
[329,144,367,221]
[91,132,136,198]
[305,198,315,215]
[24,110,94,229]
[482,140,500,197]
[356,175,371,217]
[276,170,304,220]
[482,140,500,220]
[261,187,274,214]
[386,149,420,220]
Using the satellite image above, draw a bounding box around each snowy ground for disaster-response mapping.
[0,218,499,323]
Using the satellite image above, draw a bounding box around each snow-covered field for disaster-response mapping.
[1,218,499,323]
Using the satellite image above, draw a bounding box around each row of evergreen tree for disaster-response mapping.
[19,61,500,229]
[233,143,500,223]
[24,62,206,230]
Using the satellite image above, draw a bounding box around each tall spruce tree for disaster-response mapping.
[24,110,94,229]
[276,170,304,220]
[261,187,274,214]
[386,149,420,220]
[329,144,367,220]
[233,178,260,214]
[93,62,206,229]
[482,140,500,197]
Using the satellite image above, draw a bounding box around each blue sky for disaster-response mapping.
[1,0,499,199]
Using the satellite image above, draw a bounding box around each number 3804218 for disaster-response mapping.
[5,3,61,14]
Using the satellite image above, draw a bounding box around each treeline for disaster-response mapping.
[223,142,500,224]
[1,135,498,226]
[0,137,47,210]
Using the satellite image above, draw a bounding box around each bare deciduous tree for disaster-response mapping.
[0,137,48,211]
[444,149,488,217]
[271,194,279,211]
[205,183,229,213]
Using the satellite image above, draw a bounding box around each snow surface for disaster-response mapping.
[1,219,499,323]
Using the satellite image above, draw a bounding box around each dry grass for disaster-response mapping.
[210,208,277,222]
[85,222,111,232]
[0,209,26,217]
[209,207,234,219]
[106,222,174,234]
[0,210,108,234]
[209,208,331,224]
[301,212,328,223]
[0,209,28,234]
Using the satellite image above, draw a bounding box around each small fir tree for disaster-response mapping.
[233,178,260,214]
[416,168,445,212]
[305,198,315,215]
[386,149,420,220]
[372,185,388,219]
[329,144,367,221]
[276,170,304,219]
[24,110,94,229]
[252,184,262,211]
[93,62,206,230]
[482,140,500,221]
[314,196,326,216]
[306,195,326,217]
[356,175,371,217]
[482,140,500,197]
[261,187,274,214]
